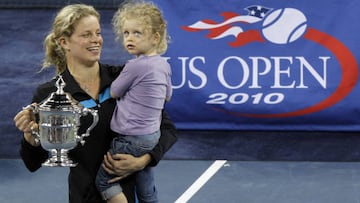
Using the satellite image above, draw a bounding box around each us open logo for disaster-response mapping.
[181,5,358,118]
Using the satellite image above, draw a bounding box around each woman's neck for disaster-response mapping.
[67,62,99,80]
[67,62,100,99]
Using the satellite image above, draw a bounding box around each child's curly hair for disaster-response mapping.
[112,0,169,54]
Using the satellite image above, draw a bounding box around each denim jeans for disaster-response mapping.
[95,130,160,203]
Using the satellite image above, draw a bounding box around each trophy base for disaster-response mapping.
[42,149,78,167]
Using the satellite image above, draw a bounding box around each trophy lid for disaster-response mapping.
[40,75,81,111]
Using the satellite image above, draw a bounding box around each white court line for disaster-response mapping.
[175,160,227,203]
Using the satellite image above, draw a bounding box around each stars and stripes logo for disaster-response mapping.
[182,5,272,47]
[246,5,272,18]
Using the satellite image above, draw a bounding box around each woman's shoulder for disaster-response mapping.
[100,63,124,74]
[99,63,126,84]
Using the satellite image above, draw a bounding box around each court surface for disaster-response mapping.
[1,159,360,203]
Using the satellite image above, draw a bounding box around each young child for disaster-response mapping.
[95,1,172,203]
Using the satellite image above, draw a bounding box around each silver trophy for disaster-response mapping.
[24,76,98,167]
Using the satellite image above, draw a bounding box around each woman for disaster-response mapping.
[13,4,177,203]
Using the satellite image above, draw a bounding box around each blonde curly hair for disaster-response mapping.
[112,0,169,54]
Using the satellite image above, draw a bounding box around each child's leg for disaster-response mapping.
[96,138,127,201]
[96,163,125,201]
[136,167,158,203]
[108,192,128,203]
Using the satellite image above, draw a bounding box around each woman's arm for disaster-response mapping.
[14,108,48,172]
[148,110,178,166]
[103,110,177,180]
[101,152,151,183]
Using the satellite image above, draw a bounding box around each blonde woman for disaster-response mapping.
[13,4,177,203]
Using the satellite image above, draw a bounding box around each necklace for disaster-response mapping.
[69,67,100,97]
[81,78,99,93]
[83,84,91,93]
[74,76,100,97]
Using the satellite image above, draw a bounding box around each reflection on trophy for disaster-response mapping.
[24,75,98,167]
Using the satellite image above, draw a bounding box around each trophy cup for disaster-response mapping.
[24,75,98,167]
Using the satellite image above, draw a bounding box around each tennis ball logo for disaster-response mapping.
[262,8,307,44]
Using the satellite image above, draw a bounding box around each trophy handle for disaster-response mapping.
[30,127,41,145]
[23,104,40,144]
[79,108,99,145]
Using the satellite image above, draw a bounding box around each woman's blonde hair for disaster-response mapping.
[112,0,169,54]
[42,4,100,74]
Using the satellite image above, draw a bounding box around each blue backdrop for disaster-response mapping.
[1,1,360,160]
[1,0,360,144]
[153,0,360,131]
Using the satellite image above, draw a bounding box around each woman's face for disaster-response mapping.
[62,15,103,66]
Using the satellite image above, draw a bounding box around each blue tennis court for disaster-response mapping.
[2,159,360,203]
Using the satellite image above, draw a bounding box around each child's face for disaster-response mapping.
[122,19,158,57]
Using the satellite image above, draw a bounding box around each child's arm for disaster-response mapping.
[110,65,134,99]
